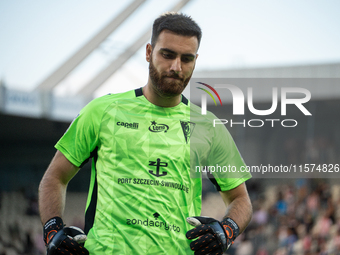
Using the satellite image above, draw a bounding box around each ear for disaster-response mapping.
[146,43,152,62]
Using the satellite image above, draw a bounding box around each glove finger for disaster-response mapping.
[186,224,213,240]
[187,216,218,226]
[63,226,85,236]
[206,248,223,255]
[72,234,87,244]
[58,238,89,255]
[57,246,89,255]
[190,233,216,251]
[193,239,221,255]
[63,227,87,244]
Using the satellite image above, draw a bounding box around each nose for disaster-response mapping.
[170,57,182,73]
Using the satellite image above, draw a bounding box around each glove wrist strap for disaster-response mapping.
[43,216,64,245]
[220,217,240,242]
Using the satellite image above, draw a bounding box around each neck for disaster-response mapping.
[143,81,181,107]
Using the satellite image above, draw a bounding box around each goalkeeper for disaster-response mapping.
[39,12,252,255]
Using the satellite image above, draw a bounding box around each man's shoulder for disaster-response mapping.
[188,101,219,121]
[93,89,138,103]
[84,89,139,111]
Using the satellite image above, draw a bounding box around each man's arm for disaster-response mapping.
[39,150,79,224]
[219,182,252,234]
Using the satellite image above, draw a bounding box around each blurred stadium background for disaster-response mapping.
[1,0,340,254]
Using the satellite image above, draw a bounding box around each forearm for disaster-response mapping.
[39,173,67,224]
[223,194,252,234]
[38,150,79,225]
[219,183,253,234]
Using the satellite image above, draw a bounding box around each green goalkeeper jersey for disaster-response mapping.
[55,88,251,254]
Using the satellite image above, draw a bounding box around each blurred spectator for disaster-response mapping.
[313,211,332,238]
[26,196,39,216]
[276,191,288,215]
[235,233,253,255]
[33,231,45,255]
[252,204,268,226]
[256,247,269,255]
[306,190,320,219]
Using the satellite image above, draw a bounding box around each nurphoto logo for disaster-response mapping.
[196,81,312,128]
[196,82,223,107]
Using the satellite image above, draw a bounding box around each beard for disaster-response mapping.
[148,57,192,98]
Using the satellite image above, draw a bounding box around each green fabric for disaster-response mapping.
[55,89,251,254]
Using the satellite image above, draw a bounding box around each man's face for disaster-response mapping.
[147,30,199,98]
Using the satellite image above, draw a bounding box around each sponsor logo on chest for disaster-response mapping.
[148,121,169,133]
[116,121,139,129]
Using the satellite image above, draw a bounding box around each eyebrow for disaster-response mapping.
[159,48,196,59]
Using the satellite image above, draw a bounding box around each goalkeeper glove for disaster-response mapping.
[186,216,239,255]
[43,216,89,255]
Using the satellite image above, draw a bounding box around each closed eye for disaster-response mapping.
[181,55,195,63]
[159,48,195,63]
[162,51,175,59]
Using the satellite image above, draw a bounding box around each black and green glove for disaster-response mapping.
[43,216,89,255]
[186,216,239,255]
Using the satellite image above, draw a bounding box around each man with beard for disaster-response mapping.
[39,12,252,255]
